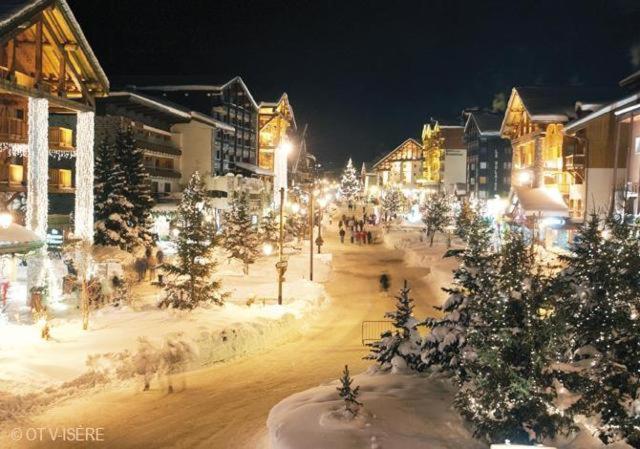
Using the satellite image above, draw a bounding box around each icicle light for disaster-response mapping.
[26,98,49,239]
[75,111,95,243]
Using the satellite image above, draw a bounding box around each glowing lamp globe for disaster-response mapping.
[262,242,273,256]
[0,212,12,229]
[291,203,300,214]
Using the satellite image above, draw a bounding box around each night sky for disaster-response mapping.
[68,0,640,168]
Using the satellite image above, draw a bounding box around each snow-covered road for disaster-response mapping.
[9,230,448,449]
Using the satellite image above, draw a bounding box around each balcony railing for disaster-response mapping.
[49,127,74,151]
[0,117,27,144]
[48,168,73,190]
[564,154,585,170]
[145,165,181,179]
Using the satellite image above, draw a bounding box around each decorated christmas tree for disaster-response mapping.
[422,191,453,246]
[337,365,362,416]
[94,136,136,250]
[421,213,495,379]
[115,126,155,246]
[456,230,571,444]
[367,280,422,371]
[454,199,476,240]
[221,192,261,274]
[260,209,280,249]
[555,214,640,447]
[159,172,223,309]
[382,188,403,220]
[339,158,360,202]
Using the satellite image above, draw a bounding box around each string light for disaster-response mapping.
[25,98,49,239]
[74,111,95,243]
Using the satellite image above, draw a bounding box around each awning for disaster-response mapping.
[234,161,274,177]
[509,187,569,218]
[0,223,44,255]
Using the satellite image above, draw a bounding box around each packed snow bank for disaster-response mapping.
[267,368,630,449]
[268,368,484,449]
[383,228,457,305]
[0,251,331,423]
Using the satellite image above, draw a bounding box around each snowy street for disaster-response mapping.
[5,225,449,449]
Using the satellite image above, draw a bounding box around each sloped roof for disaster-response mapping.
[136,76,259,111]
[514,86,621,122]
[0,0,109,93]
[465,112,503,135]
[372,138,422,169]
[511,186,569,217]
[439,125,464,149]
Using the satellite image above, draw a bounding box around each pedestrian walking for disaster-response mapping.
[379,273,390,292]
[339,228,346,243]
[350,230,355,244]
[367,230,373,244]
[338,220,343,228]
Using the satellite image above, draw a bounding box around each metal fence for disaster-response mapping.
[361,320,395,346]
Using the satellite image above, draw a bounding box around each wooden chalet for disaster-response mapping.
[372,138,423,187]
[0,0,108,240]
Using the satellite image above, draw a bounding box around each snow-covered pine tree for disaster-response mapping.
[454,199,476,240]
[94,136,136,250]
[285,211,307,244]
[382,187,403,220]
[260,209,280,249]
[337,365,362,416]
[221,192,261,274]
[422,191,453,246]
[421,213,495,379]
[456,230,571,444]
[339,158,360,202]
[367,280,422,371]
[115,126,155,246]
[159,172,222,309]
[554,214,640,447]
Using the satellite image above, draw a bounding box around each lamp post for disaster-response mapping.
[276,187,287,305]
[309,188,314,281]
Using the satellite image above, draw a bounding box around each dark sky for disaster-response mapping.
[68,0,640,167]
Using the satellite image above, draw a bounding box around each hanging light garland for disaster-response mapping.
[74,111,94,243]
[26,98,49,239]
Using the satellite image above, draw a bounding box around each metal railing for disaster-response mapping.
[361,320,394,346]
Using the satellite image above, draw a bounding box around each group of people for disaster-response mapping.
[338,213,375,245]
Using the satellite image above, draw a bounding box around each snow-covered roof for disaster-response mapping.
[108,91,192,119]
[136,76,259,111]
[190,111,235,132]
[0,223,44,254]
[564,93,640,133]
[464,112,503,136]
[234,161,274,177]
[511,187,569,217]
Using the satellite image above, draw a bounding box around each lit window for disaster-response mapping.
[479,176,487,184]
[480,162,487,169]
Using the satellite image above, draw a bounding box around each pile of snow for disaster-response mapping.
[268,369,484,449]
[0,248,332,423]
[268,368,628,449]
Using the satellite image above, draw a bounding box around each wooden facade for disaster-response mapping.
[372,138,423,187]
[258,93,295,172]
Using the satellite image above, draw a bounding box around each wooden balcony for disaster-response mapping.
[48,168,73,192]
[0,118,74,152]
[49,127,74,151]
[0,117,28,144]
[0,164,73,193]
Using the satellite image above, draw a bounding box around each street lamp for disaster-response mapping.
[276,188,287,305]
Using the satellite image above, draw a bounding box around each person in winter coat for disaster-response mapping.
[367,230,373,244]
[339,228,346,243]
[350,230,355,244]
[379,273,391,292]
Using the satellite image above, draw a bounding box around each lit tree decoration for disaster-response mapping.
[454,199,476,240]
[260,209,280,249]
[337,365,363,417]
[285,211,307,244]
[338,158,360,202]
[554,213,640,447]
[367,280,422,371]
[381,187,403,220]
[421,212,495,379]
[456,230,572,444]
[159,172,223,309]
[74,111,95,243]
[422,191,453,246]
[221,192,261,274]
[26,97,49,239]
